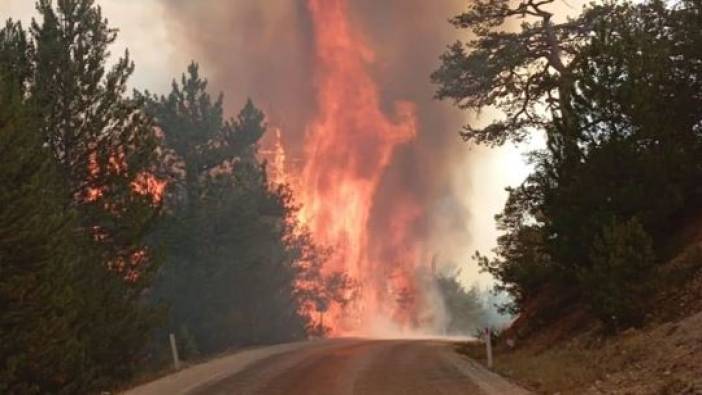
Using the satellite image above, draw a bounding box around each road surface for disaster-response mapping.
[124,338,529,395]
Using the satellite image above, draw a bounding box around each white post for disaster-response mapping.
[169,333,181,371]
[485,327,493,369]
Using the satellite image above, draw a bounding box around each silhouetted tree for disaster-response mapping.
[143,64,315,354]
[1,1,162,391]
[435,0,702,329]
[31,0,161,282]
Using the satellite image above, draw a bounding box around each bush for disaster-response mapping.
[579,217,656,330]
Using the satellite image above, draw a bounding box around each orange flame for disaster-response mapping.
[261,127,289,186]
[298,0,423,335]
[83,148,166,205]
[132,172,167,204]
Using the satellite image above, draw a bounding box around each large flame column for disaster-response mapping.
[299,0,422,335]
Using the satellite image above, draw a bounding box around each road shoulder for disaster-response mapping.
[442,343,531,395]
[121,340,332,395]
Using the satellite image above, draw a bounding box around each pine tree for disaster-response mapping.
[1,1,162,391]
[437,0,702,328]
[31,0,161,284]
[143,65,311,354]
[0,71,83,395]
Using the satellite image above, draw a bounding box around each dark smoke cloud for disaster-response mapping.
[158,0,475,273]
[158,0,316,158]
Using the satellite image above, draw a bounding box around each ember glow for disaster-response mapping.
[296,0,426,335]
[84,149,166,205]
[132,172,167,204]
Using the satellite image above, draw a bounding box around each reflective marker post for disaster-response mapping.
[169,333,181,371]
[485,327,493,369]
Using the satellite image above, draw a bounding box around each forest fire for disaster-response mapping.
[158,0,478,338]
[297,0,423,335]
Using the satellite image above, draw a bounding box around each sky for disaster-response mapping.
[0,0,183,92]
[0,0,537,290]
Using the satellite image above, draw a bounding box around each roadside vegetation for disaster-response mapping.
[434,0,702,392]
[434,0,702,332]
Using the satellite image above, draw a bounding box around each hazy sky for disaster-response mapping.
[0,0,184,92]
[0,0,535,287]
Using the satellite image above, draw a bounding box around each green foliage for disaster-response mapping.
[431,0,586,147]
[580,217,656,330]
[0,72,80,395]
[437,0,702,329]
[31,0,161,281]
[475,178,555,314]
[143,65,332,355]
[475,228,554,315]
[0,70,155,395]
[0,20,32,88]
[1,1,162,392]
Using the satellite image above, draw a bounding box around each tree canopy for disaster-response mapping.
[1,1,161,392]
[436,0,702,329]
[141,64,342,354]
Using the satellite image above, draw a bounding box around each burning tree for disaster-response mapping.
[293,244,359,336]
[31,0,164,283]
[1,1,163,392]
[297,0,427,335]
[142,64,333,354]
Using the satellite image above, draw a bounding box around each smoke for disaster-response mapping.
[156,1,315,157]
[348,0,476,273]
[157,0,494,335]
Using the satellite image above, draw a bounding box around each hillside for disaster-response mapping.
[460,224,702,394]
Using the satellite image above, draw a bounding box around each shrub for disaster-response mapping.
[579,217,656,330]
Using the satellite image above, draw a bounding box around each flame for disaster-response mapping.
[298,0,423,335]
[260,127,290,186]
[85,151,104,202]
[83,149,166,204]
[131,172,167,204]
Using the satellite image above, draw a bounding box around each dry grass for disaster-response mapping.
[457,341,602,394]
[458,308,702,394]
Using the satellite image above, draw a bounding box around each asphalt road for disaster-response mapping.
[124,339,529,395]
